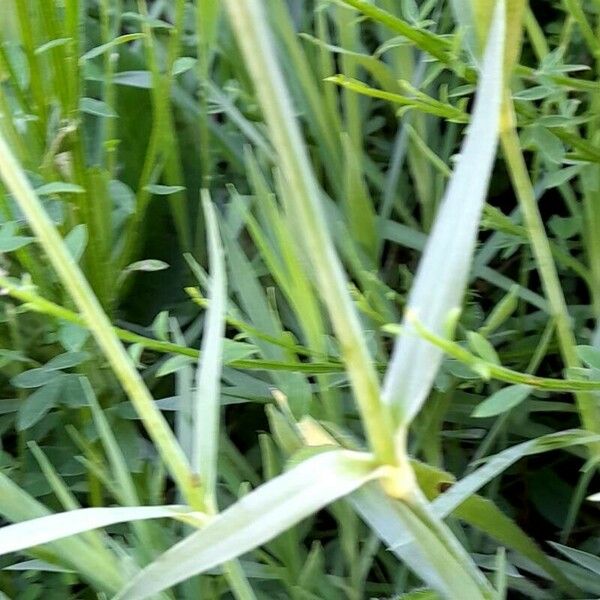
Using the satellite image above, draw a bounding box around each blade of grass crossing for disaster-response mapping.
[0,471,123,592]
[193,192,226,508]
[381,0,505,427]
[114,450,381,600]
[0,506,195,557]
[223,0,396,466]
[351,484,495,599]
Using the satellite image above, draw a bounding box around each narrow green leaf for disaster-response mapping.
[4,559,74,573]
[12,368,59,389]
[64,224,88,263]
[144,184,186,195]
[0,506,191,557]
[576,345,600,370]
[452,494,578,593]
[467,332,501,365]
[79,33,145,62]
[549,543,600,577]
[172,56,197,76]
[123,260,169,274]
[115,450,379,599]
[35,38,70,55]
[381,0,506,426]
[432,430,600,518]
[35,182,85,195]
[0,472,123,592]
[45,351,90,371]
[351,484,494,599]
[193,193,227,506]
[80,97,118,118]
[112,70,153,89]
[0,236,33,252]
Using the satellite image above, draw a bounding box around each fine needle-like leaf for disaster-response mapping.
[195,193,257,599]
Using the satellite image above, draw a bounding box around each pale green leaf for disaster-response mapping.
[144,184,186,196]
[432,430,600,518]
[172,57,197,76]
[35,38,70,55]
[64,224,88,263]
[472,384,532,418]
[0,505,191,557]
[549,543,600,576]
[576,345,600,370]
[351,484,493,599]
[123,260,169,274]
[80,97,118,118]
[467,331,500,364]
[115,450,379,599]
[36,182,85,195]
[381,0,506,425]
[192,193,227,502]
[79,33,145,62]
[16,379,62,430]
[45,351,90,371]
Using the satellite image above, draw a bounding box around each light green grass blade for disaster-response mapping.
[84,378,140,506]
[0,505,194,558]
[115,450,379,600]
[221,205,312,415]
[432,430,600,518]
[381,0,505,426]
[193,192,227,508]
[550,542,600,576]
[223,0,395,464]
[455,495,579,594]
[351,484,494,599]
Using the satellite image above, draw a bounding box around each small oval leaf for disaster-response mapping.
[472,384,532,418]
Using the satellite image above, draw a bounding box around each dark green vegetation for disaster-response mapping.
[0,0,599,598]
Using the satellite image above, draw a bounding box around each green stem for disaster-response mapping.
[0,274,350,373]
[500,95,600,435]
[396,318,600,393]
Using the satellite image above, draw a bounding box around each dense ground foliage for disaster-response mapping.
[0,0,599,598]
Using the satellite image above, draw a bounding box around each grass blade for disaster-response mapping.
[192,192,227,507]
[432,430,600,518]
[0,505,193,558]
[381,0,505,426]
[0,472,123,592]
[351,484,494,599]
[223,0,395,464]
[115,450,379,599]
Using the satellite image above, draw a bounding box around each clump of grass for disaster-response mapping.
[0,1,599,598]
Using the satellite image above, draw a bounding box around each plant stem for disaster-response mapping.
[500,94,600,436]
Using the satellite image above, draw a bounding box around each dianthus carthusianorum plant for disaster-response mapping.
[0,0,599,598]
